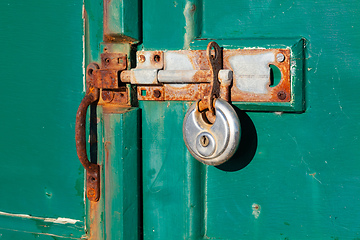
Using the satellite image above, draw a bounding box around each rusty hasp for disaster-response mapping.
[122,44,290,103]
[201,41,222,113]
[79,42,294,200]
[85,42,292,104]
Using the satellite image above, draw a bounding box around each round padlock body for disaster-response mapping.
[183,98,241,166]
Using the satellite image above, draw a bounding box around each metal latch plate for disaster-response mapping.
[135,49,290,102]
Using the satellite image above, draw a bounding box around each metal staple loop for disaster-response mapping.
[207,41,222,114]
[197,41,222,114]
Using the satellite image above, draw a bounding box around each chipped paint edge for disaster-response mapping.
[183,1,195,49]
[0,211,82,225]
[0,227,85,239]
[82,1,86,93]
[82,0,88,228]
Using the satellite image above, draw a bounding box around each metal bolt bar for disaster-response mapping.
[120,69,232,84]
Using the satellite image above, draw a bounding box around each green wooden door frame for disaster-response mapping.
[86,106,140,240]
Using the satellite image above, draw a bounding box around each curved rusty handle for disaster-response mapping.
[75,63,100,202]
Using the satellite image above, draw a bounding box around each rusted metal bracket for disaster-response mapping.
[91,52,130,105]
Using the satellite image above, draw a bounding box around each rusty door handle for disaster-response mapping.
[75,63,100,202]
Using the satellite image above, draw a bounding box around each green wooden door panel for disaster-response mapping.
[0,0,85,239]
[101,107,140,240]
[140,101,205,239]
[139,0,360,239]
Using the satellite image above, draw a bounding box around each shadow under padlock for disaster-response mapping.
[216,105,258,172]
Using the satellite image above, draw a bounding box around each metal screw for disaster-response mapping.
[87,68,94,76]
[154,55,161,63]
[138,55,146,63]
[277,91,287,100]
[153,90,161,98]
[200,135,210,147]
[102,90,114,102]
[276,53,285,62]
[88,188,96,198]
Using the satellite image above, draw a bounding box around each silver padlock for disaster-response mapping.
[183,98,241,166]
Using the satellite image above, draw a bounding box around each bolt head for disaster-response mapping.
[102,90,114,102]
[276,53,285,62]
[153,90,161,98]
[277,91,287,100]
[87,188,96,198]
[153,54,161,63]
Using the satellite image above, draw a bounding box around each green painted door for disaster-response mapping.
[0,0,85,239]
[84,0,360,239]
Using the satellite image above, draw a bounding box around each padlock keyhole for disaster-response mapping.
[200,135,210,147]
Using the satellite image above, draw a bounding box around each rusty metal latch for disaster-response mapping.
[86,41,291,104]
[120,44,290,103]
[77,41,292,201]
